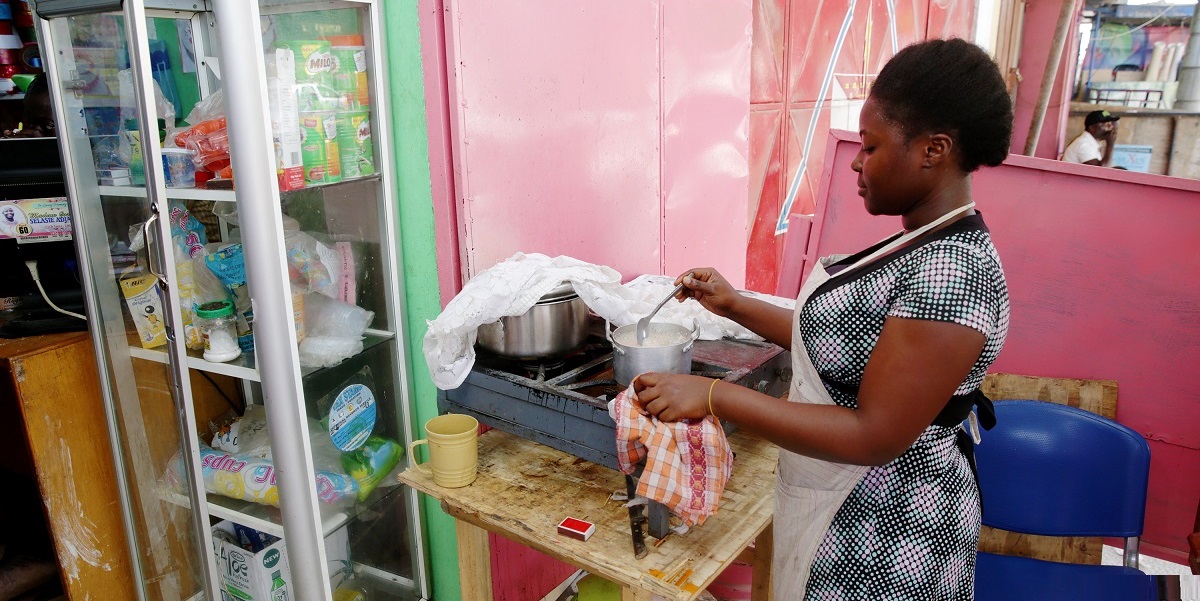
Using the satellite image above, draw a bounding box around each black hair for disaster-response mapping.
[26,73,49,98]
[869,38,1013,173]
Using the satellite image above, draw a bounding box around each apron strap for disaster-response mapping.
[955,427,984,515]
[822,380,996,498]
[822,381,995,431]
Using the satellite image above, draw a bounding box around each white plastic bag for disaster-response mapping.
[117,68,178,144]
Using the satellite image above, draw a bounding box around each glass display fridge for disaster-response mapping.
[35,0,429,599]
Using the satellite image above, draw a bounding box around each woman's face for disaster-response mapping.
[851,97,932,217]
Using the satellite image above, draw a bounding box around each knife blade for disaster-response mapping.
[625,474,648,559]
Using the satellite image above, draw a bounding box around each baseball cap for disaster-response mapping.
[1085,110,1120,127]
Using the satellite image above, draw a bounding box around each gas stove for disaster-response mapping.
[438,318,791,472]
[438,317,790,546]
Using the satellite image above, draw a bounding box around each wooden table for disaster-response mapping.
[398,428,777,601]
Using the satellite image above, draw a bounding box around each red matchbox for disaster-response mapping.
[557,517,595,542]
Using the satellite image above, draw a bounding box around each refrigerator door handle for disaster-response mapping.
[142,210,166,286]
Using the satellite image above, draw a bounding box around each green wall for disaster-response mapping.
[382,3,462,601]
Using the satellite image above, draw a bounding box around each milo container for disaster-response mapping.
[336,109,374,178]
[275,40,334,111]
[330,46,369,109]
[300,111,342,184]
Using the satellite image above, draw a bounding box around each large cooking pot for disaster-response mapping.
[477,282,589,360]
[608,321,698,388]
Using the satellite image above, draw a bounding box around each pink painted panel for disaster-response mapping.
[807,129,1200,559]
[487,532,576,601]
[662,0,754,286]
[749,108,784,228]
[747,107,787,293]
[925,0,976,40]
[787,0,925,103]
[785,104,835,216]
[775,213,813,297]
[417,0,462,306]
[752,0,787,104]
[445,1,662,280]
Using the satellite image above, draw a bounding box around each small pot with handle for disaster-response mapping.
[607,321,698,388]
[477,282,589,360]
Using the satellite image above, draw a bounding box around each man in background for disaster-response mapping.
[1061,109,1119,167]
[1,74,53,139]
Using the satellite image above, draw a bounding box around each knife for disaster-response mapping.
[625,474,648,559]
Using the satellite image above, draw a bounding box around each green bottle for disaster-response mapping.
[270,569,288,601]
[124,119,145,186]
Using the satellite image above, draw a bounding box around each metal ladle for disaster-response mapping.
[636,282,686,345]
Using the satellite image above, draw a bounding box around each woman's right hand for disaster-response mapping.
[675,268,741,319]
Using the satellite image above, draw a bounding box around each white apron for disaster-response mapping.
[773,203,976,599]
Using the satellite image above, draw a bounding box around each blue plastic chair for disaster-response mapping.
[973,400,1154,601]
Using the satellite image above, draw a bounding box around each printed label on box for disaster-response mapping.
[212,521,291,601]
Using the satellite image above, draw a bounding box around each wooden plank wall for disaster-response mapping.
[977,373,1120,565]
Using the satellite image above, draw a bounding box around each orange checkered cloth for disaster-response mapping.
[608,385,735,526]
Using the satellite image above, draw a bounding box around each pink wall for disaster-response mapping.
[435,3,752,598]
[790,129,1200,564]
[418,0,462,304]
[442,0,751,286]
[744,0,975,293]
[1010,0,1084,159]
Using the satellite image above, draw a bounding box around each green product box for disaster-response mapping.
[212,521,292,601]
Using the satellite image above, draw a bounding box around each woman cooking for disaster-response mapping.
[633,39,1012,599]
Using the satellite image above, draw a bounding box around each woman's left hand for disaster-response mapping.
[632,372,713,422]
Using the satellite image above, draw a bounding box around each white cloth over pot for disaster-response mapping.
[423,253,621,389]
[422,253,796,390]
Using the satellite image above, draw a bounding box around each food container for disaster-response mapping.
[335,109,374,177]
[477,282,589,360]
[608,322,697,388]
[300,111,342,184]
[161,148,197,188]
[196,299,242,363]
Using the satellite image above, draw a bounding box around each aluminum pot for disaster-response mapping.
[477,282,589,360]
[608,321,698,388]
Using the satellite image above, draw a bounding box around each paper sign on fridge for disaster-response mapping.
[0,198,72,243]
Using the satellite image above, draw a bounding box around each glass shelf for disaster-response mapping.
[98,185,237,203]
[97,175,381,204]
[128,329,394,382]
[162,479,405,540]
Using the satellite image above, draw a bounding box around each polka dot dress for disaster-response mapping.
[798,215,1010,600]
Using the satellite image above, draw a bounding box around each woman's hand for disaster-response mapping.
[632,372,714,422]
[675,268,741,319]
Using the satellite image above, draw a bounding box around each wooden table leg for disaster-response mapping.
[751,521,773,601]
[456,520,494,601]
[620,586,654,601]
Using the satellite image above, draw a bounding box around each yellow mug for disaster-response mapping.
[409,414,479,488]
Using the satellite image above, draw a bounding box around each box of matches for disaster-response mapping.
[557,517,595,542]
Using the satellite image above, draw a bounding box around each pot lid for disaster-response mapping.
[538,281,578,303]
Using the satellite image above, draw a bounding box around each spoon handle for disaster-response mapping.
[653,283,686,315]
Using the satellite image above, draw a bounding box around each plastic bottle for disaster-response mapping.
[195,299,242,362]
[270,569,289,601]
[124,119,145,186]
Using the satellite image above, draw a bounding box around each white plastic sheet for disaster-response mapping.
[422,253,796,390]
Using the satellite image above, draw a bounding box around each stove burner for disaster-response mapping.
[514,359,566,380]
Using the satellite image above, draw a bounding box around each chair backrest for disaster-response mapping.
[975,399,1150,538]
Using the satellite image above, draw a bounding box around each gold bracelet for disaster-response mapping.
[707,378,719,418]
